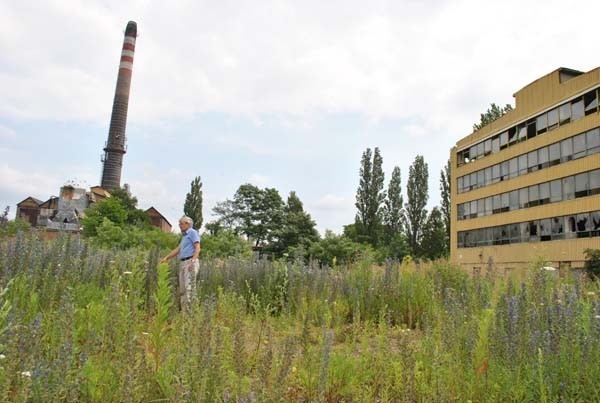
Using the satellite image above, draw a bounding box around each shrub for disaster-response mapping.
[583,248,600,279]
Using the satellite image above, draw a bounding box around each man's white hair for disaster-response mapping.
[179,216,194,227]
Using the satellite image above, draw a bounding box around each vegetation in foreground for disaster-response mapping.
[0,234,599,402]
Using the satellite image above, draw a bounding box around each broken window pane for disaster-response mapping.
[559,103,571,125]
[572,97,584,120]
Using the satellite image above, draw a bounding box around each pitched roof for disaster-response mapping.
[16,196,43,206]
[145,207,172,227]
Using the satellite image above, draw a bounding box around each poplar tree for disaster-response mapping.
[184,176,203,230]
[382,166,403,242]
[420,207,446,260]
[355,147,386,245]
[403,155,429,256]
[440,159,451,255]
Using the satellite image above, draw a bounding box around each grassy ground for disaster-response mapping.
[0,233,599,402]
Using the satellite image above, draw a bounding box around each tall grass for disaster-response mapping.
[0,232,598,401]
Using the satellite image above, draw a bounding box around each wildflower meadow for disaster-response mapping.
[0,232,599,402]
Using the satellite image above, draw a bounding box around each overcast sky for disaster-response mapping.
[1,0,599,233]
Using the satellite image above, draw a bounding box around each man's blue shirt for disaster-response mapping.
[179,228,201,259]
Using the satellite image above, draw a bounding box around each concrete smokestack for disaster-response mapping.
[101,21,137,191]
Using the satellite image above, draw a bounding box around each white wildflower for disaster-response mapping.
[595,315,600,320]
[0,354,5,359]
[123,271,132,275]
[21,371,31,377]
[141,332,149,336]
[586,291,596,296]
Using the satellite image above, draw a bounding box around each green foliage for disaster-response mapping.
[200,230,253,259]
[382,166,403,244]
[82,197,127,237]
[419,207,447,260]
[439,158,451,254]
[81,189,176,249]
[584,248,600,279]
[266,191,320,258]
[213,184,285,247]
[0,218,31,239]
[473,103,513,131]
[403,155,429,257]
[355,147,386,246]
[308,231,368,266]
[184,176,203,230]
[2,234,600,401]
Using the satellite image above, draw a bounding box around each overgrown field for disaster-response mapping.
[0,234,599,402]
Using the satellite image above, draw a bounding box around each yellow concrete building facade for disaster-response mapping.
[451,67,600,271]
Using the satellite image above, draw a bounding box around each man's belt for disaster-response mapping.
[180,256,194,261]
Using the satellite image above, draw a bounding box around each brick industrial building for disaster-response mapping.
[451,67,600,270]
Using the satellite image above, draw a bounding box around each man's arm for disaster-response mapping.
[160,246,180,264]
[192,242,200,261]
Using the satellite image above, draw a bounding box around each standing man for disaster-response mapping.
[160,216,201,310]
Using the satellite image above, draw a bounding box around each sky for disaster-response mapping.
[1,0,600,234]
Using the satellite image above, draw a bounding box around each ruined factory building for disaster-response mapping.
[451,66,600,272]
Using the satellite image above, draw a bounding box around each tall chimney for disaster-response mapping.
[101,21,137,191]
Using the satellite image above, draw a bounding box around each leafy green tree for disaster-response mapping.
[82,197,128,237]
[403,155,429,257]
[440,158,451,255]
[355,147,386,246]
[213,184,285,247]
[110,187,151,227]
[200,230,253,259]
[184,176,203,229]
[382,166,403,243]
[473,103,513,131]
[419,207,446,260]
[267,191,319,257]
[0,206,9,226]
[583,249,600,280]
[308,231,368,266]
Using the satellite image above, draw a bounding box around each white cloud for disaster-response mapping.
[0,125,15,139]
[0,165,60,199]
[312,194,349,211]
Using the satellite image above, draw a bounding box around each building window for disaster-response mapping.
[590,169,600,196]
[509,190,519,211]
[547,108,559,131]
[501,161,509,181]
[550,179,562,203]
[577,213,591,237]
[510,224,520,244]
[575,172,589,198]
[584,89,598,115]
[572,97,585,121]
[592,211,600,236]
[573,133,586,160]
[457,177,463,194]
[560,137,573,163]
[518,154,528,176]
[519,187,529,209]
[536,113,548,135]
[484,167,492,186]
[492,136,500,153]
[501,193,509,213]
[529,220,539,242]
[587,128,600,155]
[527,150,538,173]
[548,143,561,166]
[470,200,478,219]
[517,123,527,142]
[508,127,518,145]
[477,199,485,217]
[559,103,571,125]
[528,184,539,207]
[540,218,552,241]
[500,131,508,150]
[484,139,492,156]
[565,215,577,239]
[539,182,550,205]
[527,119,537,139]
[538,146,549,169]
[509,158,518,179]
[484,197,493,216]
[470,172,477,191]
[492,164,501,184]
[551,217,564,240]
[477,170,485,190]
[562,176,575,200]
[457,203,465,220]
[493,194,502,214]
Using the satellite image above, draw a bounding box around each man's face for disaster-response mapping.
[179,220,190,232]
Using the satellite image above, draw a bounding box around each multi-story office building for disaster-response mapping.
[451,67,600,270]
